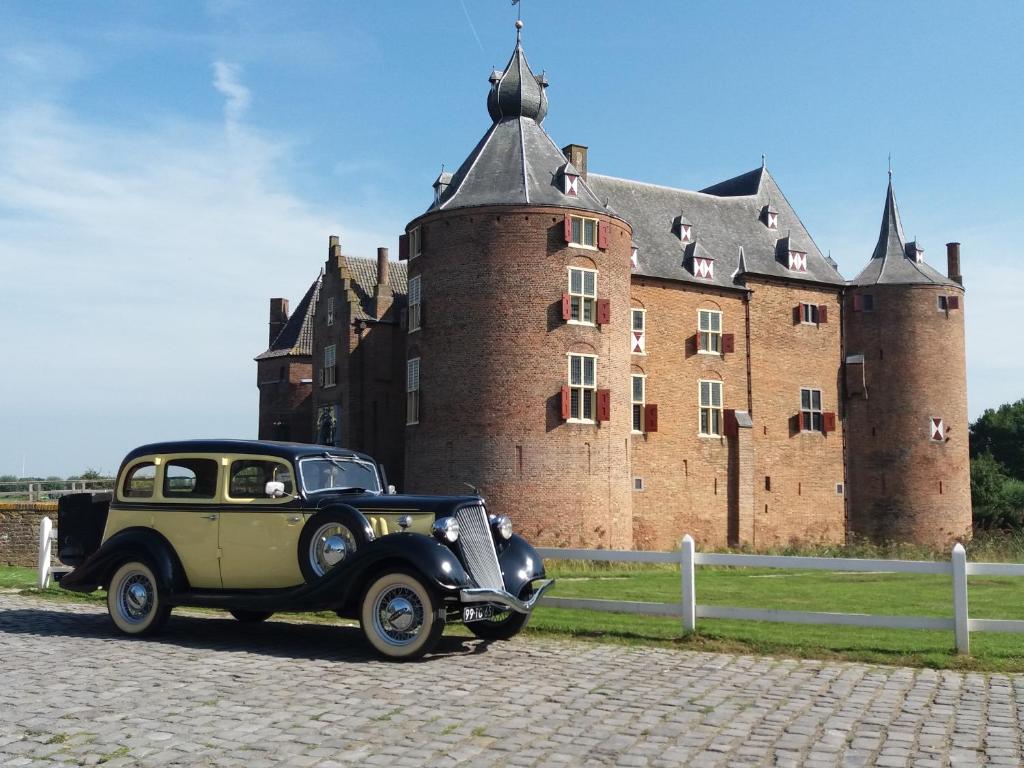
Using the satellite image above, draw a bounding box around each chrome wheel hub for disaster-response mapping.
[117,572,154,624]
[373,586,424,645]
[309,523,357,576]
[322,535,348,566]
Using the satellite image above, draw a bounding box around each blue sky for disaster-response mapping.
[1,1,1021,477]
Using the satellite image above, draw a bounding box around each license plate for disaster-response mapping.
[462,605,495,623]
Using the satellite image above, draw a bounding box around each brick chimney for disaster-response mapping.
[561,144,588,180]
[269,298,289,345]
[373,247,394,319]
[946,242,962,285]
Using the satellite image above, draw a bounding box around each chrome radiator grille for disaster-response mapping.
[454,505,504,590]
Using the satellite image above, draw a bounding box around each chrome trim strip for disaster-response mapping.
[459,579,555,615]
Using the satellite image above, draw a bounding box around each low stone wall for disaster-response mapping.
[0,502,59,567]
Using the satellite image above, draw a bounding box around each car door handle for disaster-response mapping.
[287,515,302,524]
[201,514,218,520]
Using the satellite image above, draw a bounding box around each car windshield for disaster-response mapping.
[299,455,382,495]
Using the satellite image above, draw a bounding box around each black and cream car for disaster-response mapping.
[57,440,552,659]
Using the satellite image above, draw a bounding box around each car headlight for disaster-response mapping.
[432,517,460,543]
[490,514,513,540]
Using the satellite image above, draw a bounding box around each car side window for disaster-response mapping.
[228,460,294,500]
[163,459,219,499]
[122,462,156,498]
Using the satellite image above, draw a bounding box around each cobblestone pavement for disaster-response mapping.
[1,595,1022,767]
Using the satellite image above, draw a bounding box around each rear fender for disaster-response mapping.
[59,527,188,596]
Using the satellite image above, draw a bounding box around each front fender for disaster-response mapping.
[498,534,547,598]
[59,527,188,595]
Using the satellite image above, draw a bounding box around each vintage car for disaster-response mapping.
[57,439,552,659]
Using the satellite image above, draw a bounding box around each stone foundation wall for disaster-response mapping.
[0,503,58,567]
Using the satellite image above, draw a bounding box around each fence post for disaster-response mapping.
[952,542,969,655]
[37,516,53,590]
[681,535,696,633]
[28,482,36,502]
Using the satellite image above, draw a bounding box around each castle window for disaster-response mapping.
[798,303,828,325]
[409,226,422,260]
[787,250,808,272]
[631,309,646,354]
[323,345,336,388]
[631,246,639,269]
[763,205,779,230]
[930,417,945,442]
[938,295,961,312]
[406,358,420,425]
[631,374,646,433]
[853,294,874,312]
[699,380,723,436]
[567,354,597,422]
[408,275,422,332]
[568,267,597,324]
[800,388,823,432]
[569,215,597,248]
[564,172,579,197]
[698,310,722,353]
[326,296,335,326]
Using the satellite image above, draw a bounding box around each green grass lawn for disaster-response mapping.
[4,562,1023,671]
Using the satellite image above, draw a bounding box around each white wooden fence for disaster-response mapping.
[36,517,72,589]
[538,535,1024,655]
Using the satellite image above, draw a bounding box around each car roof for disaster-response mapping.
[119,440,373,470]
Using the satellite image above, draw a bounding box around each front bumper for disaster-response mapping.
[459,578,555,615]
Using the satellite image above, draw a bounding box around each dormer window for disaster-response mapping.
[675,215,692,244]
[630,245,639,269]
[906,241,924,263]
[693,256,714,280]
[432,172,452,205]
[763,204,779,230]
[564,173,579,197]
[788,250,808,272]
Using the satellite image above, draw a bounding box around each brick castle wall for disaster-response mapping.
[257,359,313,442]
[0,502,58,567]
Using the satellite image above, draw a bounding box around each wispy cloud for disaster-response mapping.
[212,60,251,130]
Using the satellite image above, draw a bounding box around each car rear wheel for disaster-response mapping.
[229,610,273,623]
[467,585,533,641]
[299,511,368,582]
[359,570,444,660]
[107,560,171,637]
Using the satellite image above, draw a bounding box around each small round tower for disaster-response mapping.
[844,178,971,545]
[400,27,634,548]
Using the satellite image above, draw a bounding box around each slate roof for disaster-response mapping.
[344,256,408,321]
[588,168,845,287]
[428,35,608,216]
[255,275,322,360]
[850,179,959,287]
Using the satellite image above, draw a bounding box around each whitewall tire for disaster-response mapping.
[106,561,171,637]
[359,570,444,660]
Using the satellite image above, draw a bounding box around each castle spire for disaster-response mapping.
[870,177,907,262]
[486,20,548,124]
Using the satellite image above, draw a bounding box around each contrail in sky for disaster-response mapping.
[459,0,486,54]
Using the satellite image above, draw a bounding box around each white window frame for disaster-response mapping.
[699,379,723,437]
[326,296,335,327]
[937,295,949,312]
[698,309,722,354]
[409,226,422,260]
[800,387,823,433]
[800,303,820,325]
[568,267,598,325]
[323,344,336,388]
[567,353,598,423]
[631,308,646,354]
[631,374,646,433]
[569,215,598,249]
[406,358,420,425]
[408,275,422,333]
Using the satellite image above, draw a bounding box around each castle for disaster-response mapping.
[255,27,971,550]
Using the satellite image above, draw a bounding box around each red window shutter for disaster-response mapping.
[597,389,611,422]
[644,404,658,433]
[948,295,960,310]
[561,293,571,321]
[597,298,611,325]
[818,305,828,324]
[722,333,735,354]
[560,386,570,420]
[798,411,806,431]
[793,305,802,324]
[398,233,409,261]
[598,220,609,249]
[853,294,863,312]
[823,412,837,433]
[563,213,572,243]
[724,408,738,437]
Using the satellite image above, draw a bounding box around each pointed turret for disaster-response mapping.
[870,177,907,262]
[487,21,548,124]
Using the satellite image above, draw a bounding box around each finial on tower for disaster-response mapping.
[888,153,893,180]
[761,153,766,169]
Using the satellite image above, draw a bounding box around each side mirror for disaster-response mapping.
[387,484,397,495]
[265,481,286,498]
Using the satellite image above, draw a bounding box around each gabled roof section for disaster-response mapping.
[427,30,609,217]
[851,179,959,287]
[344,256,408,321]
[589,167,844,288]
[255,275,322,360]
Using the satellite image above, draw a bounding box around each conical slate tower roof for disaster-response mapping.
[851,177,959,287]
[428,24,608,215]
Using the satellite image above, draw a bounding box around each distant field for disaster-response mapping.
[6,560,1024,671]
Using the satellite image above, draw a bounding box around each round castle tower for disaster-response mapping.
[400,27,635,548]
[844,178,971,545]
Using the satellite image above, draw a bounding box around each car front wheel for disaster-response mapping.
[107,560,171,637]
[359,570,444,660]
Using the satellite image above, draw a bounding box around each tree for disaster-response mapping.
[970,399,1024,480]
[971,452,1024,529]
